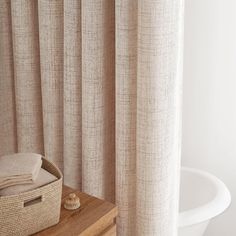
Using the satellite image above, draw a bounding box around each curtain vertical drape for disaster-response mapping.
[0,0,184,235]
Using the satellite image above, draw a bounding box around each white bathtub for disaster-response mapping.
[179,167,231,236]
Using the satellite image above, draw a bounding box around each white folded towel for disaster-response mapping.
[0,153,42,189]
[0,168,57,196]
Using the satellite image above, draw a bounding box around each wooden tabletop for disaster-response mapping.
[34,185,118,236]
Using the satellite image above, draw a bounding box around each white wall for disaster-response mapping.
[182,0,236,235]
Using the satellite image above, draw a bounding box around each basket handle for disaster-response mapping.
[23,195,43,207]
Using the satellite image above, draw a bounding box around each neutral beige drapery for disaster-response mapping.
[0,0,183,235]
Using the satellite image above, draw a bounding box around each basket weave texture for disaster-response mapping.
[0,157,63,236]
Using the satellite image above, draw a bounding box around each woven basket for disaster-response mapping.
[0,157,63,236]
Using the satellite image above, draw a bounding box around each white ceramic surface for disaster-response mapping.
[179,167,231,236]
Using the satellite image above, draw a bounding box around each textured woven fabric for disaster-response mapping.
[0,153,42,188]
[0,167,57,196]
[0,0,183,235]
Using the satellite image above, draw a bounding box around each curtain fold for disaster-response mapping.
[11,0,43,153]
[116,0,137,235]
[38,0,64,170]
[0,0,17,155]
[63,0,82,189]
[0,0,183,235]
[81,0,115,202]
[136,1,183,235]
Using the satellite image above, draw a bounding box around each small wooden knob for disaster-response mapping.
[64,192,80,210]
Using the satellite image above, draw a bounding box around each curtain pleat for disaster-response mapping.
[136,1,183,235]
[11,0,43,153]
[0,0,17,156]
[81,0,115,202]
[38,0,64,170]
[116,0,137,235]
[63,0,82,189]
[0,0,183,235]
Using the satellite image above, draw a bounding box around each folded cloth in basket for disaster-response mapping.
[0,153,42,189]
[0,168,57,196]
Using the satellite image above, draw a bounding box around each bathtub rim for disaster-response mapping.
[179,166,231,228]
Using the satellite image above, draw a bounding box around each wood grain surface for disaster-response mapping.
[34,185,118,236]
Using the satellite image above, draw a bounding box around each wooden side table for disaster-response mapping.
[34,185,118,236]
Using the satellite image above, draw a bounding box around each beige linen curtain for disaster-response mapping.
[0,0,183,235]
